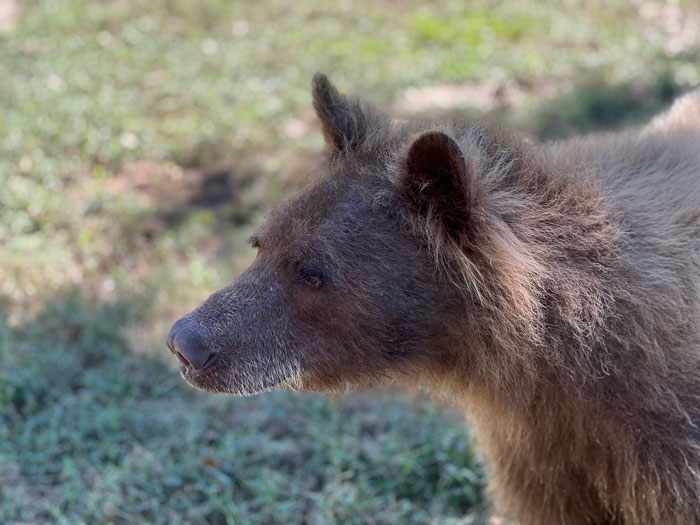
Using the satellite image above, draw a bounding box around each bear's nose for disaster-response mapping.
[167,319,217,372]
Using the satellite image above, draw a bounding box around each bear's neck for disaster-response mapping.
[451,128,619,395]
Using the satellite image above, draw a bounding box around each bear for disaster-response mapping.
[168,74,700,524]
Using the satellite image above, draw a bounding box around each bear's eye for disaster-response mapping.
[298,267,324,290]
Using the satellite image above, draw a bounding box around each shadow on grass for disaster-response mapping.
[151,141,309,239]
[157,165,261,233]
[527,72,684,139]
[0,291,486,524]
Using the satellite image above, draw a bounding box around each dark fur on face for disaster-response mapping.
[169,75,700,524]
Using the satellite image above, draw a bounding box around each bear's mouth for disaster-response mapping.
[178,358,303,396]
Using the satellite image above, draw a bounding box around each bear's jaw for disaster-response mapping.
[180,357,304,396]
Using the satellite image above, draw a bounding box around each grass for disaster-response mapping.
[1,0,699,523]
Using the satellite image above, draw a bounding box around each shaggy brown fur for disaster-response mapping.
[169,76,700,524]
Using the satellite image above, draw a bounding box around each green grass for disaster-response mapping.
[1,0,699,523]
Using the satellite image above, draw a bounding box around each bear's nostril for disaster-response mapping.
[201,352,217,369]
[175,350,191,368]
[167,320,217,372]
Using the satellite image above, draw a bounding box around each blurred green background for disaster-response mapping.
[1,1,698,523]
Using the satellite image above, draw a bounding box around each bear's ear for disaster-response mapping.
[398,131,477,238]
[312,73,368,153]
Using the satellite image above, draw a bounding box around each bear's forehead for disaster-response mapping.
[254,175,388,253]
[255,178,342,244]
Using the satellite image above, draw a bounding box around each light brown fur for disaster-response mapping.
[413,91,700,524]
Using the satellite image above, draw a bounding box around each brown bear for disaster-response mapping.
[168,74,700,524]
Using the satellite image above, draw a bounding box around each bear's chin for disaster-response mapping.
[180,364,300,396]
